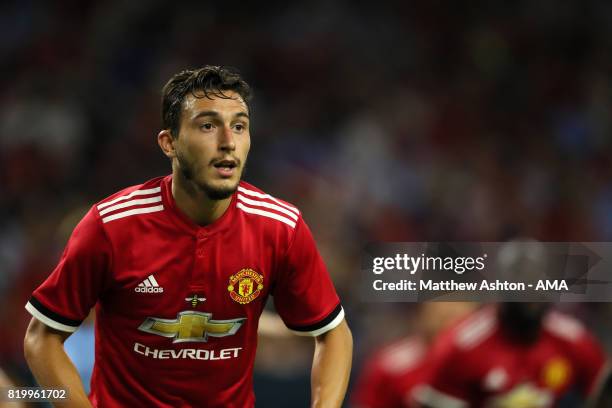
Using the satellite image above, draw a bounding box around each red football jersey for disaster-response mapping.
[351,336,429,408]
[416,306,609,408]
[25,175,343,407]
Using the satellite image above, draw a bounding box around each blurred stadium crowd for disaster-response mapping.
[1,0,611,406]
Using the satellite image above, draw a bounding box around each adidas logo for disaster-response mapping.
[135,275,164,293]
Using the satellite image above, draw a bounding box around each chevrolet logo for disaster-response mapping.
[138,311,246,343]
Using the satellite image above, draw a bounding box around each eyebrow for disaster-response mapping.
[192,111,250,120]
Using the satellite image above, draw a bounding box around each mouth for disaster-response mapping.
[212,159,238,178]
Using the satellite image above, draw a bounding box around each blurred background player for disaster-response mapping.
[416,242,611,408]
[351,302,477,408]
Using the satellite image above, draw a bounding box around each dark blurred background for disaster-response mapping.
[1,0,611,406]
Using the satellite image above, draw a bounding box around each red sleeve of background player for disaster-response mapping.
[351,357,399,408]
[272,216,343,336]
[415,333,470,408]
[572,329,610,398]
[25,206,112,333]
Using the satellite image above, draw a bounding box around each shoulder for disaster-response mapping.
[543,310,588,343]
[434,306,498,355]
[93,176,166,224]
[542,310,607,382]
[235,181,301,230]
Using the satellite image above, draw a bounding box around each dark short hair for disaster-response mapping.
[161,66,252,137]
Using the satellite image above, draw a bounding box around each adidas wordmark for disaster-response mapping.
[135,275,164,293]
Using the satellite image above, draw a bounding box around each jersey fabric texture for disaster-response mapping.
[351,336,429,408]
[26,175,344,407]
[416,306,609,408]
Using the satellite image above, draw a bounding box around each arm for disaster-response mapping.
[311,319,353,408]
[23,317,91,408]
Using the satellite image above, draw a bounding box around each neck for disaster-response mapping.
[171,169,232,226]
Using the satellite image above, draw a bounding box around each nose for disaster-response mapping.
[219,125,236,151]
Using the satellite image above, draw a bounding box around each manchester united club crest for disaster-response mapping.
[228,269,264,304]
[542,357,571,390]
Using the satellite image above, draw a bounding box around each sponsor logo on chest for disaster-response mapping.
[135,274,164,293]
[138,311,246,343]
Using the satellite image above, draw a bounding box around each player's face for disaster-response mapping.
[174,91,250,199]
[499,302,550,342]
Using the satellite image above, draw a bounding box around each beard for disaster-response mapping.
[176,151,242,200]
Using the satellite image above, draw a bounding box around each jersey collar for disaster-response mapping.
[161,175,236,236]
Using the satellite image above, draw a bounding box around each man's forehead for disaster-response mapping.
[182,91,248,115]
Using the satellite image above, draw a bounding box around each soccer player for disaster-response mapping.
[351,302,476,408]
[23,66,352,407]
[414,242,611,408]
[415,302,610,407]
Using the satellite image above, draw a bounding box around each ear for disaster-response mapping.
[158,129,176,159]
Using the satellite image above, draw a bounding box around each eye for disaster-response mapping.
[234,123,248,132]
[200,123,213,131]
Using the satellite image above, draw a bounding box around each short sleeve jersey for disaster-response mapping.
[416,307,609,408]
[25,175,344,407]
